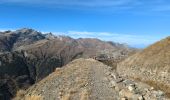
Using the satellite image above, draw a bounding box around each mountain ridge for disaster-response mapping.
[0,28,134,99]
[15,58,168,100]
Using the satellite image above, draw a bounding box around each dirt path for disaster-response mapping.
[89,61,118,100]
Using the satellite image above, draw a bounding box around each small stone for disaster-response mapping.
[131,94,145,100]
[111,73,117,79]
[116,78,124,83]
[128,86,134,91]
[138,95,144,100]
[106,72,111,76]
[150,87,154,90]
[115,86,120,91]
[152,90,164,97]
[103,77,108,81]
[128,84,135,92]
[123,80,134,86]
[121,97,127,100]
[143,95,152,100]
[59,92,63,97]
[117,83,126,90]
[144,88,149,92]
[111,80,116,86]
[108,76,113,81]
[131,94,140,100]
[157,90,164,96]
[119,89,133,98]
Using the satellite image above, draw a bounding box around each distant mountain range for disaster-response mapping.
[0,28,134,99]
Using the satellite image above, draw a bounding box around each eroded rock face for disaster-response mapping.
[117,36,170,95]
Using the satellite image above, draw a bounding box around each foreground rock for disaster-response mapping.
[106,71,168,100]
[15,59,169,100]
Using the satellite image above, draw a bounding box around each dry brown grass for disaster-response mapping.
[80,89,89,100]
[24,95,43,100]
[61,93,71,100]
[144,80,170,98]
[100,60,117,70]
[118,37,170,98]
[68,88,77,95]
[76,78,87,88]
[13,90,26,100]
[133,77,170,98]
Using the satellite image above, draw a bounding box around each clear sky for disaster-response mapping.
[0,0,170,48]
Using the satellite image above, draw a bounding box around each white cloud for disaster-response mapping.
[0,28,15,32]
[0,28,166,48]
[2,0,170,13]
[0,0,136,7]
[68,31,95,35]
[51,31,163,48]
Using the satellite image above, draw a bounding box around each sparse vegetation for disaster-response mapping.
[117,36,170,99]
[144,80,170,98]
[13,90,26,100]
[25,95,43,100]
[133,77,170,98]
[61,94,71,100]
[80,89,89,100]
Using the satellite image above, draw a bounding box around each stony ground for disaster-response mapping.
[15,58,170,100]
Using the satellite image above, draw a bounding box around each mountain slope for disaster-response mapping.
[0,28,133,99]
[16,59,168,100]
[77,38,127,57]
[0,28,130,83]
[117,36,170,96]
[22,58,118,100]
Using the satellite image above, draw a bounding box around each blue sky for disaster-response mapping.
[0,0,170,48]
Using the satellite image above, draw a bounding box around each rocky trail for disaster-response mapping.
[16,58,169,100]
[89,59,118,100]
